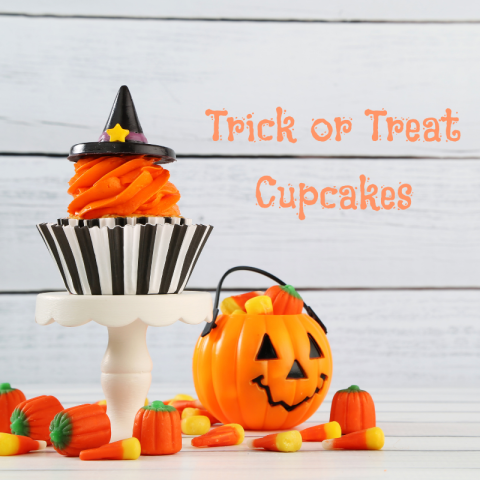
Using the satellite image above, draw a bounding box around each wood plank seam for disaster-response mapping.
[2,153,480,160]
[2,13,480,24]
[1,287,480,294]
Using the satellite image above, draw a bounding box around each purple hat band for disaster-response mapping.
[98,131,148,143]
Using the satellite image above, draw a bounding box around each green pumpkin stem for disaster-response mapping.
[280,285,303,300]
[49,411,72,451]
[10,409,30,437]
[0,383,14,394]
[143,400,176,412]
[337,385,364,394]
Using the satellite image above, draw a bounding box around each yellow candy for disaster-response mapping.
[182,407,201,419]
[169,394,194,402]
[245,295,273,315]
[181,416,211,435]
[144,398,149,406]
[227,424,245,445]
[322,427,385,450]
[366,427,385,450]
[0,433,46,456]
[220,292,263,314]
[231,309,246,315]
[324,421,342,439]
[275,431,302,452]
[220,297,241,315]
[249,430,302,452]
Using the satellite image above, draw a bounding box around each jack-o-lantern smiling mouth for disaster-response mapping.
[252,373,328,412]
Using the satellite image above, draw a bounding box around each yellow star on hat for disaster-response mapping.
[106,123,130,142]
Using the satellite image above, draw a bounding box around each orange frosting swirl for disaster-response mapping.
[67,155,181,219]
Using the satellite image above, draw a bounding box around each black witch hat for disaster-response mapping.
[68,86,176,163]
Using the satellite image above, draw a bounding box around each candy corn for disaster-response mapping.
[80,437,141,461]
[170,394,194,402]
[245,296,274,315]
[248,431,302,452]
[181,416,211,435]
[322,427,385,450]
[168,399,203,415]
[300,421,342,442]
[231,310,246,315]
[182,407,220,425]
[94,400,107,412]
[166,393,197,406]
[0,433,46,456]
[192,424,244,448]
[220,291,262,315]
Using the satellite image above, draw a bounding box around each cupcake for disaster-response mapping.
[37,86,213,295]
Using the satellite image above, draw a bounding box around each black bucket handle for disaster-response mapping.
[201,266,327,337]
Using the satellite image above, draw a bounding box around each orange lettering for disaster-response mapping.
[276,107,297,143]
[423,118,441,142]
[440,108,460,142]
[381,187,395,210]
[256,176,276,208]
[365,109,387,141]
[406,119,420,142]
[205,109,228,141]
[246,114,255,142]
[227,117,244,141]
[334,118,352,141]
[298,183,318,220]
[386,118,404,141]
[320,187,337,209]
[359,175,380,211]
[397,184,412,210]
[258,120,275,141]
[311,119,333,142]
[278,186,296,208]
[339,186,357,210]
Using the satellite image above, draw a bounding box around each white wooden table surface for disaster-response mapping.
[0,385,479,480]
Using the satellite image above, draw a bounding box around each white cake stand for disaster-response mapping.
[35,292,213,441]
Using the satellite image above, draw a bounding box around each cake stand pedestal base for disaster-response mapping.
[35,292,213,442]
[102,319,152,441]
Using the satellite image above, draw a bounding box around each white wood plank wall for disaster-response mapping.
[0,157,479,290]
[0,17,479,156]
[0,3,478,388]
[2,290,479,386]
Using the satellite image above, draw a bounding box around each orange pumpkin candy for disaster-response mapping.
[10,395,64,445]
[0,383,26,434]
[49,404,111,457]
[221,291,262,314]
[133,401,182,455]
[193,313,332,430]
[264,285,303,315]
[329,385,376,434]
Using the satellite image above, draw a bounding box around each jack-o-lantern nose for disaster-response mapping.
[286,360,307,379]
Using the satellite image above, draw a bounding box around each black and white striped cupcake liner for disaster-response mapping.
[37,217,213,295]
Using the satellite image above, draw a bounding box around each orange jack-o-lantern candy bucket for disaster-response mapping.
[193,266,332,431]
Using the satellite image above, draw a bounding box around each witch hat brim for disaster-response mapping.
[68,86,176,164]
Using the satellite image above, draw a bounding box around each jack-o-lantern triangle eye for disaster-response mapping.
[256,334,278,360]
[308,333,323,358]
